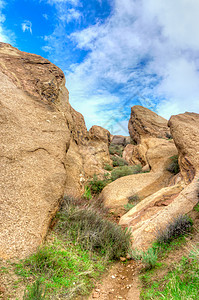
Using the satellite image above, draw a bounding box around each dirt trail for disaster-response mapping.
[87,260,142,300]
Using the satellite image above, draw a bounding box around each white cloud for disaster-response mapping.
[43,14,48,20]
[44,0,199,133]
[0,0,12,43]
[47,0,80,6]
[21,20,32,34]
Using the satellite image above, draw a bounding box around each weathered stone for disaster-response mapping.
[168,112,199,183]
[101,138,177,209]
[0,43,111,259]
[128,106,170,144]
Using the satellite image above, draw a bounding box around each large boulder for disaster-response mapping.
[128,106,170,144]
[0,43,111,259]
[168,112,199,183]
[119,112,199,250]
[101,138,177,209]
[111,135,130,146]
[119,179,198,250]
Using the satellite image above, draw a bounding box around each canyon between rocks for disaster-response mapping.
[0,43,199,299]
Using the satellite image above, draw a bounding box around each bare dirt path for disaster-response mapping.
[87,260,142,300]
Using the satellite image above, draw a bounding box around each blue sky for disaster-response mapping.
[1,0,199,134]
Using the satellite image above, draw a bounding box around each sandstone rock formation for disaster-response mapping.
[101,138,177,208]
[111,135,130,146]
[119,111,199,250]
[168,112,199,183]
[128,105,170,144]
[0,43,110,259]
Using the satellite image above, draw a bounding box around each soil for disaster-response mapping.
[86,260,142,300]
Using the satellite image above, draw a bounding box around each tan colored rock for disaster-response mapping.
[119,176,198,250]
[168,112,199,183]
[119,111,199,250]
[100,170,173,209]
[123,143,147,166]
[0,43,111,259]
[0,43,71,259]
[111,135,130,146]
[128,106,170,144]
[101,138,177,209]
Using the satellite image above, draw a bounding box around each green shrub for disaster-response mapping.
[56,197,131,260]
[111,165,142,181]
[128,194,139,203]
[82,185,92,200]
[156,215,193,244]
[23,279,46,300]
[104,164,113,171]
[109,144,124,157]
[124,203,135,212]
[111,155,128,167]
[88,174,111,194]
[167,155,180,175]
[141,248,158,270]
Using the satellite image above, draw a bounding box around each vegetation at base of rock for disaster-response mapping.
[111,155,128,167]
[109,144,124,157]
[104,164,113,171]
[166,155,180,174]
[128,194,139,203]
[88,165,142,195]
[82,185,92,200]
[156,215,193,244]
[23,279,46,300]
[16,236,106,299]
[124,203,135,212]
[194,202,199,212]
[140,245,199,300]
[141,248,158,270]
[111,165,142,181]
[56,196,131,260]
[88,174,111,194]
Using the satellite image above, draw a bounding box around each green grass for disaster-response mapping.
[110,165,142,181]
[14,196,132,299]
[124,203,135,212]
[109,144,124,157]
[111,155,128,167]
[15,236,106,299]
[194,202,199,212]
[56,196,131,260]
[140,245,199,299]
[104,164,113,171]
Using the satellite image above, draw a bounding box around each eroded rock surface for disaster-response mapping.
[0,43,110,259]
[168,112,199,183]
[119,111,199,250]
[128,105,170,144]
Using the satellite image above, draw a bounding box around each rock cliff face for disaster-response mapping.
[128,105,170,144]
[0,43,110,259]
[168,112,199,183]
[119,110,199,250]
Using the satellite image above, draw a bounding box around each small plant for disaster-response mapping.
[56,197,131,260]
[128,194,139,203]
[156,215,193,244]
[111,165,142,181]
[104,164,113,171]
[83,185,92,200]
[88,174,111,194]
[23,279,46,300]
[109,144,124,157]
[141,248,158,270]
[124,203,135,212]
[193,201,199,212]
[111,155,128,167]
[166,155,180,175]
